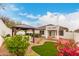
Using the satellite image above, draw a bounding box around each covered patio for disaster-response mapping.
[12,24,36,43]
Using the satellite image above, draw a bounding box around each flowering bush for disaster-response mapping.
[56,38,79,56]
[57,38,79,56]
[58,47,79,56]
[56,38,74,48]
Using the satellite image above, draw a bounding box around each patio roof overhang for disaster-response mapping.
[12,24,36,30]
[12,24,36,43]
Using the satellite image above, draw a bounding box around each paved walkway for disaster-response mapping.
[0,44,11,56]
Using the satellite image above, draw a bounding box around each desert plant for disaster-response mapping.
[4,35,29,56]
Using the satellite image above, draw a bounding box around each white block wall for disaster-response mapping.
[74,33,79,42]
[64,32,74,39]
[64,32,79,42]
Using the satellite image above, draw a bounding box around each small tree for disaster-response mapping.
[4,35,29,56]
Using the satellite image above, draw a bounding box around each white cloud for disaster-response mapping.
[7,4,19,11]
[37,12,69,28]
[35,11,79,31]
[26,14,41,19]
[38,12,57,26]
[58,15,69,27]
[19,12,41,19]
[19,13,27,16]
[21,20,30,25]
[66,11,79,31]
[0,4,20,11]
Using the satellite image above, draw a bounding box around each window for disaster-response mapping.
[59,30,63,36]
[40,30,44,35]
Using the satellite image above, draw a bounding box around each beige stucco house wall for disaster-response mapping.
[37,24,68,39]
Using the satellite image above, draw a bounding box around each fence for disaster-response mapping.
[64,32,79,42]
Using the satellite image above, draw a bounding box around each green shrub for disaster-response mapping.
[4,34,11,38]
[31,33,41,38]
[4,35,29,56]
[34,34,41,38]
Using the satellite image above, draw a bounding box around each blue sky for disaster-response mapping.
[0,3,79,30]
[16,3,79,14]
[0,3,79,18]
[17,3,79,14]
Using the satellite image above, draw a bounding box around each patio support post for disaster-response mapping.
[12,28,14,36]
[32,29,35,43]
[25,30,27,35]
[57,26,59,40]
[14,28,17,35]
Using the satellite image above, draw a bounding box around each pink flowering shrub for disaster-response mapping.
[57,38,79,56]
[56,38,73,48]
[59,38,72,45]
[58,47,79,56]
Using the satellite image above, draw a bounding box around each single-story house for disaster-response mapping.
[37,24,68,39]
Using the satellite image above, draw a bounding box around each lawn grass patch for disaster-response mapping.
[32,42,58,56]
